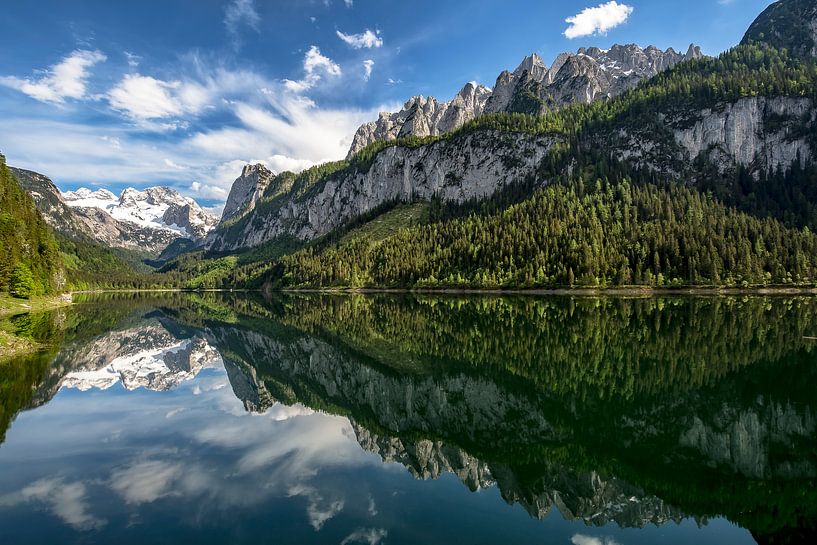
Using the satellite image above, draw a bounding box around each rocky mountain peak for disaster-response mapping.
[63,185,218,244]
[347,42,704,156]
[345,80,492,159]
[221,163,275,223]
[514,52,548,79]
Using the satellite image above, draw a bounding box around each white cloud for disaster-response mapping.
[1,55,385,205]
[110,461,184,505]
[564,1,633,39]
[336,29,383,49]
[344,0,354,7]
[224,0,261,48]
[283,46,342,93]
[0,478,107,531]
[288,484,345,530]
[108,74,210,122]
[0,49,106,103]
[363,59,375,81]
[341,528,388,545]
[571,535,622,545]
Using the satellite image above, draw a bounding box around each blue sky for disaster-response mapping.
[0,0,774,207]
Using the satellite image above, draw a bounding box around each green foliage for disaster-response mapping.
[0,158,62,296]
[270,172,817,289]
[741,0,817,60]
[8,264,36,299]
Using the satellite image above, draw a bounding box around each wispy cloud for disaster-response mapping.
[0,478,106,531]
[283,46,342,93]
[108,74,208,122]
[341,528,388,545]
[363,59,374,81]
[224,0,261,49]
[0,49,106,103]
[336,29,383,49]
[564,1,633,39]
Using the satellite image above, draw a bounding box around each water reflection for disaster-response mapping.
[1,292,815,544]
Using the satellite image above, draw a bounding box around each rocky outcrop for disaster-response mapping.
[346,82,491,159]
[353,422,684,528]
[679,400,816,479]
[486,44,702,114]
[669,96,815,173]
[346,44,702,157]
[221,163,275,222]
[208,131,554,251]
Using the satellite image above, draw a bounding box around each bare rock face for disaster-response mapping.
[346,82,492,159]
[669,96,815,173]
[485,43,703,114]
[221,163,275,222]
[211,92,815,253]
[208,131,555,251]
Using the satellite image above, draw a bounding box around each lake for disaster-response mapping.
[0,293,815,544]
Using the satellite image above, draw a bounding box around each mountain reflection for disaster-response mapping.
[1,292,816,544]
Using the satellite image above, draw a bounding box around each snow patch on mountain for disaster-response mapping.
[62,186,218,240]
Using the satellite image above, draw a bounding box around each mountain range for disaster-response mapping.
[4,0,817,292]
[346,43,702,158]
[9,167,217,256]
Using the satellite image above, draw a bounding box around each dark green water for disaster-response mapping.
[0,293,815,544]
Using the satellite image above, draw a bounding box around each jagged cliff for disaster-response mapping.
[353,422,685,528]
[346,82,491,158]
[221,163,276,222]
[208,131,554,251]
[209,94,816,252]
[346,44,702,158]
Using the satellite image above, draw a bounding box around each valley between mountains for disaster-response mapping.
[3,0,817,297]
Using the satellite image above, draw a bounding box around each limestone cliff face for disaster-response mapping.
[208,131,554,251]
[221,163,275,222]
[346,82,491,159]
[668,97,815,173]
[353,422,684,528]
[679,400,816,479]
[211,93,815,252]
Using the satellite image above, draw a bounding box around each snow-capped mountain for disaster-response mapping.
[59,325,222,392]
[62,186,219,241]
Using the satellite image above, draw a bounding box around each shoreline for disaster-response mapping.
[277,286,817,296]
[0,293,72,361]
[63,286,817,297]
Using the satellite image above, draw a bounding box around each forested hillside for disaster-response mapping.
[252,42,817,290]
[0,154,62,297]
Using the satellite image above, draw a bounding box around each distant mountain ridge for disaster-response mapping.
[11,166,217,256]
[346,43,703,157]
[62,185,218,241]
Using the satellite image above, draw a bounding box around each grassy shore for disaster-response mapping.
[0,293,72,317]
[0,293,72,361]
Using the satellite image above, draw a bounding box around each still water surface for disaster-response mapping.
[0,293,815,544]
